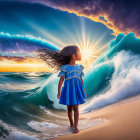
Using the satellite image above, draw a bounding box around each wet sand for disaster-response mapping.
[52,95,140,140]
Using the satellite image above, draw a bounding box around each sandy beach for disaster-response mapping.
[52,95,140,140]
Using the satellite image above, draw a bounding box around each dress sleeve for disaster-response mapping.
[79,64,85,77]
[58,65,67,77]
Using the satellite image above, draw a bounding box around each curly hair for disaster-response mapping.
[35,45,79,73]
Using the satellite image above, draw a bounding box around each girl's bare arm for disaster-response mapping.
[80,77,87,97]
[57,76,65,98]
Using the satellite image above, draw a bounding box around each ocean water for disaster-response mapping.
[0,72,106,140]
[0,32,140,139]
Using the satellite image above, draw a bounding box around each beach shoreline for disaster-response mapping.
[51,94,140,140]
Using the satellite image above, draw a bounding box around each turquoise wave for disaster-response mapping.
[81,32,140,112]
[84,32,140,97]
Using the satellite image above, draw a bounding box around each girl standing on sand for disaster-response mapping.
[36,45,87,133]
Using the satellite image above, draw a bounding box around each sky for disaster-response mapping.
[20,0,140,37]
[0,1,122,72]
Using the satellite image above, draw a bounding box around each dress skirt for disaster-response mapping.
[59,78,86,105]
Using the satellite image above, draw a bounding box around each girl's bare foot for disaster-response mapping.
[70,125,74,129]
[73,127,79,133]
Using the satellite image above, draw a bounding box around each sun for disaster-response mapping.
[81,48,92,60]
[78,45,98,70]
[81,47,94,61]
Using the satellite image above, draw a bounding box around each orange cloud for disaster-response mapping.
[51,7,140,38]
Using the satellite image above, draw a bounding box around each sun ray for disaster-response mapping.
[22,15,111,71]
[24,20,66,48]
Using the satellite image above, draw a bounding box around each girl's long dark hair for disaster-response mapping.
[35,45,78,72]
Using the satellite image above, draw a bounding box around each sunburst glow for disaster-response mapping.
[22,15,112,71]
[79,46,98,68]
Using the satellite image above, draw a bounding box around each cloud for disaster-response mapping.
[0,55,37,63]
[16,0,140,37]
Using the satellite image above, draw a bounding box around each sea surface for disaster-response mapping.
[0,72,106,140]
[1,32,140,139]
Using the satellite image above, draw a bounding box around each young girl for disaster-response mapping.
[36,45,87,133]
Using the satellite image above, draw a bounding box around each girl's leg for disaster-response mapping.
[67,105,74,128]
[73,104,79,133]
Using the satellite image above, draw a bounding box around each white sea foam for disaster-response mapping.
[7,132,37,140]
[0,120,37,140]
[27,118,106,139]
[81,51,140,112]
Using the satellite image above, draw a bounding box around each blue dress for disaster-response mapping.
[58,64,86,105]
